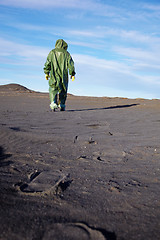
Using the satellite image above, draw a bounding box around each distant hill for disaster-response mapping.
[0,83,75,97]
[0,84,34,93]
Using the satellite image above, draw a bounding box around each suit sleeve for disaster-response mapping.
[68,54,76,76]
[43,52,51,74]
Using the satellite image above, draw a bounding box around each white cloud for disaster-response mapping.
[114,46,160,67]
[73,54,131,74]
[0,0,120,19]
[73,53,160,95]
[4,20,160,53]
[0,37,49,66]
[142,3,160,11]
[90,26,160,45]
[0,78,13,85]
[0,0,78,9]
[0,0,108,11]
[69,40,103,50]
[1,35,159,85]
[68,30,98,38]
[140,75,160,86]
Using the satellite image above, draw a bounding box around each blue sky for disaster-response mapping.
[0,0,160,99]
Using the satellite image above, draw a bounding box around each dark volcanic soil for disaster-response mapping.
[0,84,160,240]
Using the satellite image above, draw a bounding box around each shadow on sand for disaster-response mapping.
[67,103,139,112]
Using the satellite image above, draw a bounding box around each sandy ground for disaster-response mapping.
[0,84,160,240]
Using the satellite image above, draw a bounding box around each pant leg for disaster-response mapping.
[49,86,58,104]
[59,88,67,109]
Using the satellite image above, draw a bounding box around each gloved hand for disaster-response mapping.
[45,74,49,80]
[71,76,75,81]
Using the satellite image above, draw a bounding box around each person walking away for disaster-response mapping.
[44,39,76,111]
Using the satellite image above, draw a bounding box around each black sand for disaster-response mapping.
[0,84,160,240]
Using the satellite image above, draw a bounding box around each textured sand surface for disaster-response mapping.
[0,84,160,240]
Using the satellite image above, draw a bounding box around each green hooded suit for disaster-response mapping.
[44,39,75,110]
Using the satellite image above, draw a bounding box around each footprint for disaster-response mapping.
[97,156,104,162]
[126,179,141,187]
[74,135,78,143]
[86,124,100,129]
[16,171,71,195]
[43,222,116,240]
[93,152,104,162]
[108,180,122,193]
[28,170,41,181]
[9,127,21,131]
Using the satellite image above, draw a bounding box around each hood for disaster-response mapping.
[55,39,68,50]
